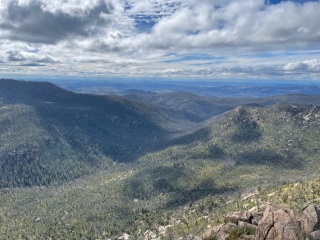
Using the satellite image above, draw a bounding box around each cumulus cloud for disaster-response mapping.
[133,0,320,51]
[282,59,320,71]
[0,0,115,44]
[7,51,59,63]
[0,0,320,79]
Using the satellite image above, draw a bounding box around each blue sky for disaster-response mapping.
[0,0,320,80]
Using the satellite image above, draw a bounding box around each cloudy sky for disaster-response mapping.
[1,0,320,80]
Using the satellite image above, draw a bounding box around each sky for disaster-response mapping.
[1,0,320,81]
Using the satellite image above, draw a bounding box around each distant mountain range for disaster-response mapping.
[126,91,320,121]
[1,79,320,188]
[52,79,320,98]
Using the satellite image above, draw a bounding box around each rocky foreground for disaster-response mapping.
[118,203,320,240]
[201,203,320,240]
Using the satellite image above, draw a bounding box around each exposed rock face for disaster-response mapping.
[118,233,130,240]
[237,221,256,240]
[144,230,157,240]
[202,222,237,240]
[224,211,253,224]
[158,225,171,236]
[255,204,302,240]
[186,234,201,240]
[309,230,320,240]
[302,204,320,233]
[252,212,263,226]
[238,221,257,230]
[201,204,320,240]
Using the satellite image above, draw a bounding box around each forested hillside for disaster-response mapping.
[2,79,320,239]
[140,103,320,167]
[0,79,199,188]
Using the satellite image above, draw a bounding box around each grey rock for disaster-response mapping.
[252,212,263,226]
[144,230,157,240]
[224,211,253,224]
[202,222,237,240]
[238,221,257,230]
[118,233,130,240]
[302,204,320,233]
[309,230,320,240]
[255,204,302,240]
[186,235,201,240]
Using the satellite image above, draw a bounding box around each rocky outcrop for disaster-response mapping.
[144,230,157,240]
[238,221,257,230]
[186,235,201,240]
[202,220,258,240]
[224,211,253,224]
[203,204,320,240]
[252,212,263,226]
[308,230,320,240]
[302,204,320,233]
[158,225,172,237]
[202,222,237,240]
[118,233,130,240]
[255,204,302,240]
[119,204,320,240]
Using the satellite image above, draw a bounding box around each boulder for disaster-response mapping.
[302,204,320,233]
[158,226,171,236]
[118,233,130,240]
[186,235,201,240]
[255,204,302,240]
[202,222,237,240]
[224,211,253,224]
[309,230,320,240]
[144,230,157,240]
[238,221,257,230]
[252,212,263,226]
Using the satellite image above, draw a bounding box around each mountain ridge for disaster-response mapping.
[125,91,320,121]
[2,79,320,239]
[0,79,201,187]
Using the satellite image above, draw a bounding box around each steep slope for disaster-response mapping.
[0,79,199,188]
[126,92,246,121]
[2,103,320,239]
[140,103,320,169]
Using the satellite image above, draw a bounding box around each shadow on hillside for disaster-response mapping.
[235,149,303,169]
[164,179,233,209]
[165,127,211,147]
[231,121,262,143]
[1,80,210,164]
[122,164,234,209]
[122,165,186,200]
[31,94,171,163]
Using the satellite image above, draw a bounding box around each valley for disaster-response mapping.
[1,79,320,239]
[1,0,320,239]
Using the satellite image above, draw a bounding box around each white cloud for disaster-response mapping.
[7,51,59,63]
[133,0,320,52]
[282,59,320,71]
[1,0,320,79]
